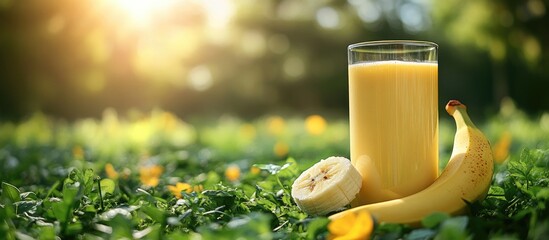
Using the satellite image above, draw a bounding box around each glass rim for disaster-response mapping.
[348,40,438,51]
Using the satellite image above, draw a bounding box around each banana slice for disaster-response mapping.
[291,156,362,216]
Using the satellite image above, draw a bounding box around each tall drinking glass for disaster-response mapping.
[348,41,438,205]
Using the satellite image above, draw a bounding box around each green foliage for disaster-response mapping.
[1,182,21,203]
[372,147,549,240]
[1,106,549,239]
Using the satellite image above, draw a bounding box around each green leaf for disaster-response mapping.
[166,231,192,240]
[374,223,404,240]
[65,222,83,236]
[533,149,549,168]
[45,180,60,198]
[82,169,97,193]
[530,220,549,240]
[488,186,505,196]
[82,204,97,214]
[535,188,549,200]
[50,182,81,225]
[62,183,80,204]
[254,163,292,175]
[1,182,21,202]
[19,192,37,200]
[434,216,469,240]
[65,169,96,195]
[38,226,56,240]
[198,212,272,240]
[141,205,166,223]
[276,158,299,179]
[422,212,450,228]
[13,201,39,215]
[305,217,329,239]
[99,178,116,195]
[110,214,134,239]
[407,229,437,240]
[51,201,70,223]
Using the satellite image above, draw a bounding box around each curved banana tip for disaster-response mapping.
[445,100,466,116]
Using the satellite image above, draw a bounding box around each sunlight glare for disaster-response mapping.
[201,0,235,29]
[112,0,176,27]
[99,0,236,88]
[107,0,235,30]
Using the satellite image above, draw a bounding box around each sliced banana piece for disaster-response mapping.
[291,156,362,216]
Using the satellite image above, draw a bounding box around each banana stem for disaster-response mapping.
[446,100,477,130]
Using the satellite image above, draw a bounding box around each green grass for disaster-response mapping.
[1,100,549,239]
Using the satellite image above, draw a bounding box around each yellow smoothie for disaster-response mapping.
[349,61,438,205]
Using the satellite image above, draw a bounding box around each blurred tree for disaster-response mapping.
[432,0,549,113]
[0,0,547,120]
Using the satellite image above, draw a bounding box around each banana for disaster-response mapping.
[291,156,362,216]
[329,100,494,226]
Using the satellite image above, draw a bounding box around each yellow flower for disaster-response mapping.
[267,116,285,136]
[250,166,261,175]
[305,115,327,135]
[273,141,289,157]
[328,210,373,240]
[225,165,241,182]
[72,146,84,159]
[493,131,512,164]
[139,165,164,187]
[105,163,119,180]
[168,182,193,199]
[194,185,204,192]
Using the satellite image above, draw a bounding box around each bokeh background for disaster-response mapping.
[0,0,548,121]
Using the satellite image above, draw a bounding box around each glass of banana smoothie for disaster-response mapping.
[348,41,438,205]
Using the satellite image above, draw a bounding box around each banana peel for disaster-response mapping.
[329,100,495,227]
